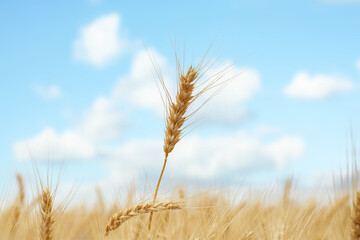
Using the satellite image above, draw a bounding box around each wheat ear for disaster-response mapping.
[16,173,25,205]
[105,201,182,236]
[148,66,198,229]
[163,66,198,159]
[352,191,360,239]
[40,188,54,240]
[10,173,25,236]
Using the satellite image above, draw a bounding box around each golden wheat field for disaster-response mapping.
[0,173,359,240]
[1,61,360,240]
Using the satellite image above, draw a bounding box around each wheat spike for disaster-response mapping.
[105,201,182,236]
[16,173,25,205]
[40,188,54,240]
[163,66,198,157]
[10,173,25,237]
[95,186,105,211]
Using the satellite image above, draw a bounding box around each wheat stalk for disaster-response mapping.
[148,66,198,229]
[40,188,54,240]
[105,201,182,236]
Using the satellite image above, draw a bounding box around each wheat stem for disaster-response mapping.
[148,156,167,230]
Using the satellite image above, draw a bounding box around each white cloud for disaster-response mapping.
[284,72,354,99]
[206,64,261,103]
[202,64,261,124]
[104,129,305,181]
[172,133,304,179]
[73,13,125,67]
[308,169,356,192]
[264,136,305,168]
[113,49,173,115]
[33,85,62,99]
[13,95,126,161]
[77,96,125,142]
[13,128,95,161]
[104,138,163,182]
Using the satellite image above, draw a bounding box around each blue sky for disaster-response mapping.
[1,0,360,201]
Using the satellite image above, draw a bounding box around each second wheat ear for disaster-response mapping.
[106,201,182,236]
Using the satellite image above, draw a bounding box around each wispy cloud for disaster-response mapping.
[73,13,126,67]
[113,49,172,116]
[284,72,354,99]
[33,85,62,99]
[77,96,126,142]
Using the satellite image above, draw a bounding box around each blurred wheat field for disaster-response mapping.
[0,175,359,240]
